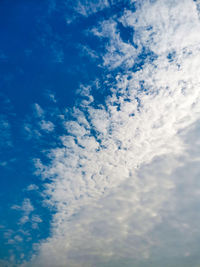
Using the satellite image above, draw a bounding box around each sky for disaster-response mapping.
[1,0,200,266]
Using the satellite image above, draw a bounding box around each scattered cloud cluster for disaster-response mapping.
[11,198,34,226]
[24,103,55,140]
[10,198,42,237]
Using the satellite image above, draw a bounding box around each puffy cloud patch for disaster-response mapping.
[39,120,54,133]
[11,198,34,226]
[26,184,39,192]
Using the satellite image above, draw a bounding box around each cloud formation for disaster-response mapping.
[22,0,200,266]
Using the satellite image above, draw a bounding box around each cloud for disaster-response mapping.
[0,259,16,267]
[24,123,200,267]
[21,199,34,215]
[31,215,43,229]
[92,0,200,70]
[78,45,99,60]
[26,184,39,192]
[45,91,57,103]
[39,120,55,132]
[11,198,34,226]
[24,103,56,140]
[120,0,200,56]
[33,103,44,118]
[92,19,138,69]
[0,115,12,149]
[50,0,111,26]
[21,0,200,266]
[74,0,110,17]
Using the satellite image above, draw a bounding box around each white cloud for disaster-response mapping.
[24,103,56,140]
[45,91,57,103]
[33,103,44,118]
[14,235,23,242]
[74,0,109,17]
[0,115,12,149]
[120,0,200,56]
[92,0,200,70]
[23,129,200,266]
[31,215,42,223]
[92,20,138,69]
[31,215,43,229]
[78,44,99,60]
[39,120,54,132]
[21,199,34,215]
[24,123,41,140]
[26,184,39,191]
[12,198,34,226]
[63,0,110,25]
[22,0,200,266]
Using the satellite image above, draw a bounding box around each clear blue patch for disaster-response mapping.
[167,51,176,62]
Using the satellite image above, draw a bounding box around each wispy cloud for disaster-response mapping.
[33,103,44,118]
[24,103,55,140]
[0,116,12,149]
[26,184,39,192]
[78,44,99,60]
[74,0,110,17]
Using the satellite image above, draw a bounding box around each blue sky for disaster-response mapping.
[1,0,200,266]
